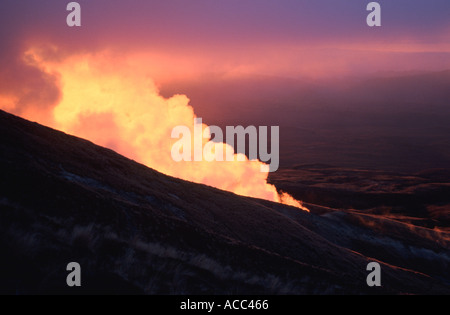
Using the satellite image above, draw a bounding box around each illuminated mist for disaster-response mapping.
[17,48,309,211]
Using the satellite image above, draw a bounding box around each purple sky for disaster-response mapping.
[1,0,450,49]
[1,0,450,117]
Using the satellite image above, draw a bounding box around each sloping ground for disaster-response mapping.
[0,110,449,294]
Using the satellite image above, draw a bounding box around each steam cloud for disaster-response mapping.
[1,47,308,211]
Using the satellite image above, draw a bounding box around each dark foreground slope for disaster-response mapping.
[0,110,449,294]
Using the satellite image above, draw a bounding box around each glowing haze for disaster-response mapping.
[14,47,308,210]
[1,0,450,209]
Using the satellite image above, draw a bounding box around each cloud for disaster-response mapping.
[0,44,60,125]
[1,47,308,210]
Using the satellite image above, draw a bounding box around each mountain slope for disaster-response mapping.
[0,110,449,294]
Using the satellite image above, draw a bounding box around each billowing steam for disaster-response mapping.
[3,48,309,211]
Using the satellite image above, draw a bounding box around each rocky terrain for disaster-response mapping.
[0,110,449,294]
